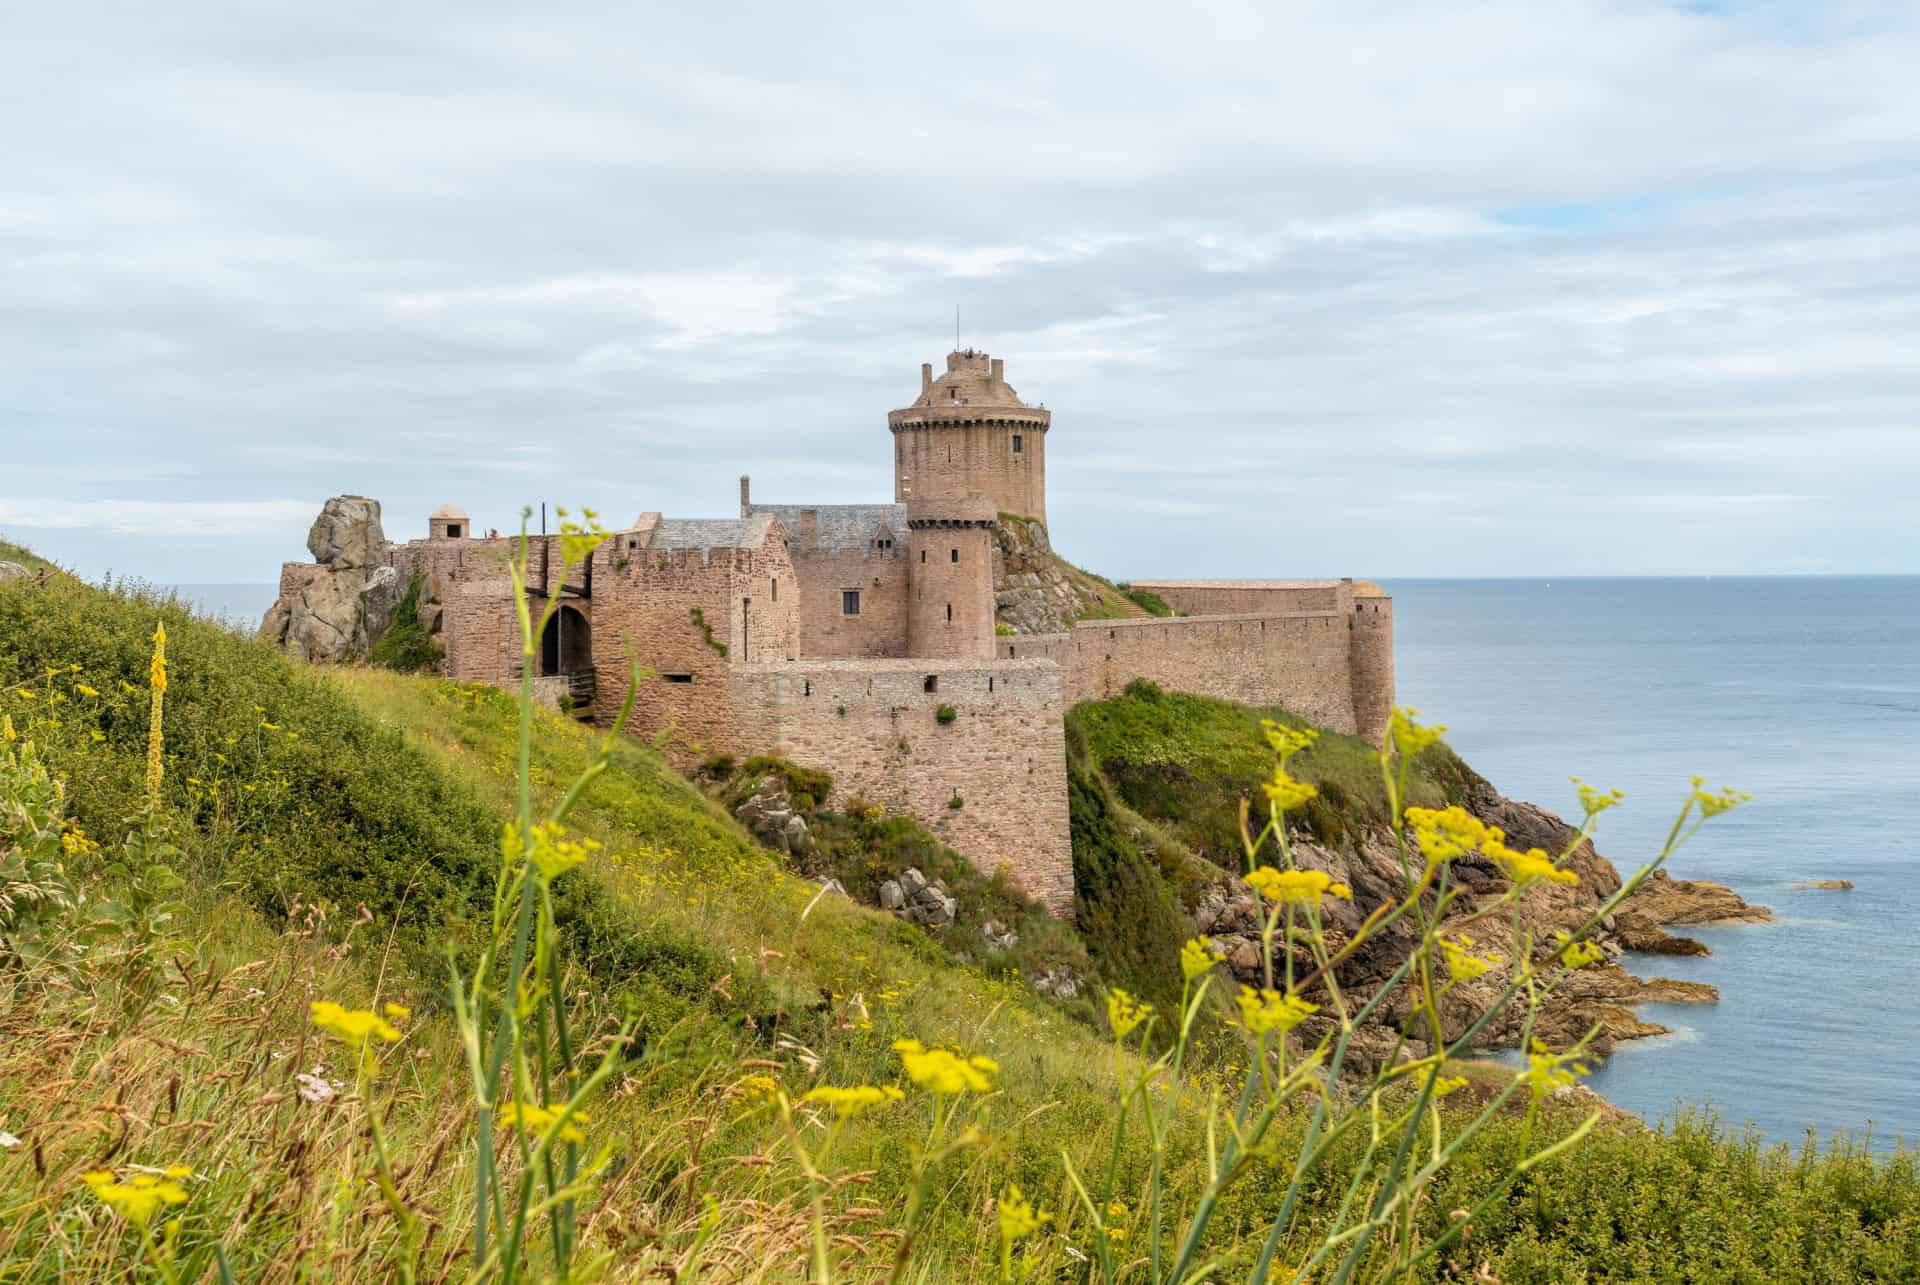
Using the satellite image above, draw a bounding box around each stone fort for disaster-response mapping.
[265,350,1394,916]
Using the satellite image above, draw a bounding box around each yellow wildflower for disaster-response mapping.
[81,1167,191,1227]
[382,1002,411,1021]
[309,1000,402,1049]
[1260,719,1319,759]
[1106,988,1154,1040]
[75,683,100,698]
[1570,777,1624,817]
[1689,776,1750,818]
[1244,866,1345,906]
[1385,707,1447,758]
[893,1038,998,1094]
[1,714,13,742]
[736,1074,779,1101]
[1434,1075,1469,1098]
[143,623,167,810]
[1438,934,1500,983]
[499,1100,589,1144]
[1519,1039,1590,1100]
[1261,764,1318,813]
[998,1184,1050,1243]
[1234,986,1317,1036]
[148,623,167,693]
[800,1084,905,1117]
[1404,805,1488,866]
[1553,932,1605,969]
[1484,837,1579,887]
[1180,936,1223,982]
[502,822,601,882]
[12,689,34,701]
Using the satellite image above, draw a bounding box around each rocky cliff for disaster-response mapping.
[259,496,440,663]
[992,514,1149,634]
[1186,759,1767,1069]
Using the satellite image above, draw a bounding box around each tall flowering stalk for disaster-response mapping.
[447,506,642,1283]
[143,622,166,815]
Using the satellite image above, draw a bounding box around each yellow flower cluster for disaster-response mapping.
[501,821,602,882]
[144,622,167,809]
[499,1100,589,1144]
[1180,936,1223,982]
[998,1184,1051,1243]
[1244,866,1352,906]
[1385,707,1447,758]
[801,1084,905,1117]
[1570,776,1625,817]
[310,1000,403,1050]
[1438,934,1500,982]
[1553,932,1606,969]
[735,1074,779,1101]
[82,1166,192,1228]
[1234,986,1318,1036]
[1261,764,1319,813]
[893,1038,998,1094]
[1260,719,1319,759]
[1106,988,1154,1039]
[553,505,609,566]
[1519,1039,1591,1100]
[1434,1075,1469,1098]
[1404,806,1578,887]
[1689,775,1750,818]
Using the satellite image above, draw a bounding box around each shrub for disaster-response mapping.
[366,575,442,674]
[935,704,958,725]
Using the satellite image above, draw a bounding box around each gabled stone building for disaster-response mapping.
[265,349,1393,918]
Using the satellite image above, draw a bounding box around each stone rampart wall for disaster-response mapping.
[1127,581,1348,616]
[731,658,1074,915]
[999,613,1360,735]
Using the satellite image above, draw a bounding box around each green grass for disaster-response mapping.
[1071,679,1468,867]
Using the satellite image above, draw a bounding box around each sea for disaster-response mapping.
[1389,577,1920,1150]
[173,577,1920,1148]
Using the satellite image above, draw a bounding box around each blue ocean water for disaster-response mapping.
[170,583,278,628]
[1389,577,1920,1148]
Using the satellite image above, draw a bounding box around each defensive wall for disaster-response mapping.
[999,613,1363,736]
[731,657,1074,915]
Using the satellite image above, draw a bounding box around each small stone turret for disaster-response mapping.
[429,504,469,541]
[890,350,1050,525]
[906,494,997,659]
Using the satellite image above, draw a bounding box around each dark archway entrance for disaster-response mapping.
[539,604,592,676]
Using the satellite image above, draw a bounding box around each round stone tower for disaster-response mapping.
[890,351,1050,525]
[906,494,998,659]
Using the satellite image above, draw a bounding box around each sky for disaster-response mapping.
[4,0,1917,584]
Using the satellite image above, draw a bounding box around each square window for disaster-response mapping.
[842,589,861,616]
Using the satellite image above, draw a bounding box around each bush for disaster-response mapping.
[935,703,958,725]
[365,575,441,674]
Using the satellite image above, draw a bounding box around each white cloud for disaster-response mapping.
[0,499,316,537]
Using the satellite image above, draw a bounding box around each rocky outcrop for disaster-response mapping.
[1791,879,1854,890]
[878,867,957,927]
[732,777,820,865]
[0,561,32,582]
[992,515,1144,634]
[1188,763,1768,1073]
[260,496,399,663]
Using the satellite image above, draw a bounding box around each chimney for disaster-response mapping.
[739,474,751,517]
[990,357,1004,383]
[921,362,932,394]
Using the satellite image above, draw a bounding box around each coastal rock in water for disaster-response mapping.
[1791,879,1853,891]
[1611,911,1712,956]
[1627,869,1771,925]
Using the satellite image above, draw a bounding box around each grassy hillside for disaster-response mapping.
[2,555,1917,1281]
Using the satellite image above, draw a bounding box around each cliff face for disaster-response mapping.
[260,496,442,664]
[1187,758,1768,1069]
[991,515,1149,634]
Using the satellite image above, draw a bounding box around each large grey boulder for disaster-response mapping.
[261,496,398,662]
[307,496,386,570]
[0,561,31,582]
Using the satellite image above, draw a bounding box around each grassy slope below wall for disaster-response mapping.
[2,550,1916,1280]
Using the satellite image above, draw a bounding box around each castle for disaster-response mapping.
[266,351,1393,916]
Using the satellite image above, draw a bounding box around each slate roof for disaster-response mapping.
[646,513,777,550]
[747,504,907,553]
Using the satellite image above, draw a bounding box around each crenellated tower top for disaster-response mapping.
[889,351,1050,525]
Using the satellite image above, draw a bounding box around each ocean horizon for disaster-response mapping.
[172,574,1920,1147]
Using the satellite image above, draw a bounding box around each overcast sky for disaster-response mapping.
[4,1,1917,585]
